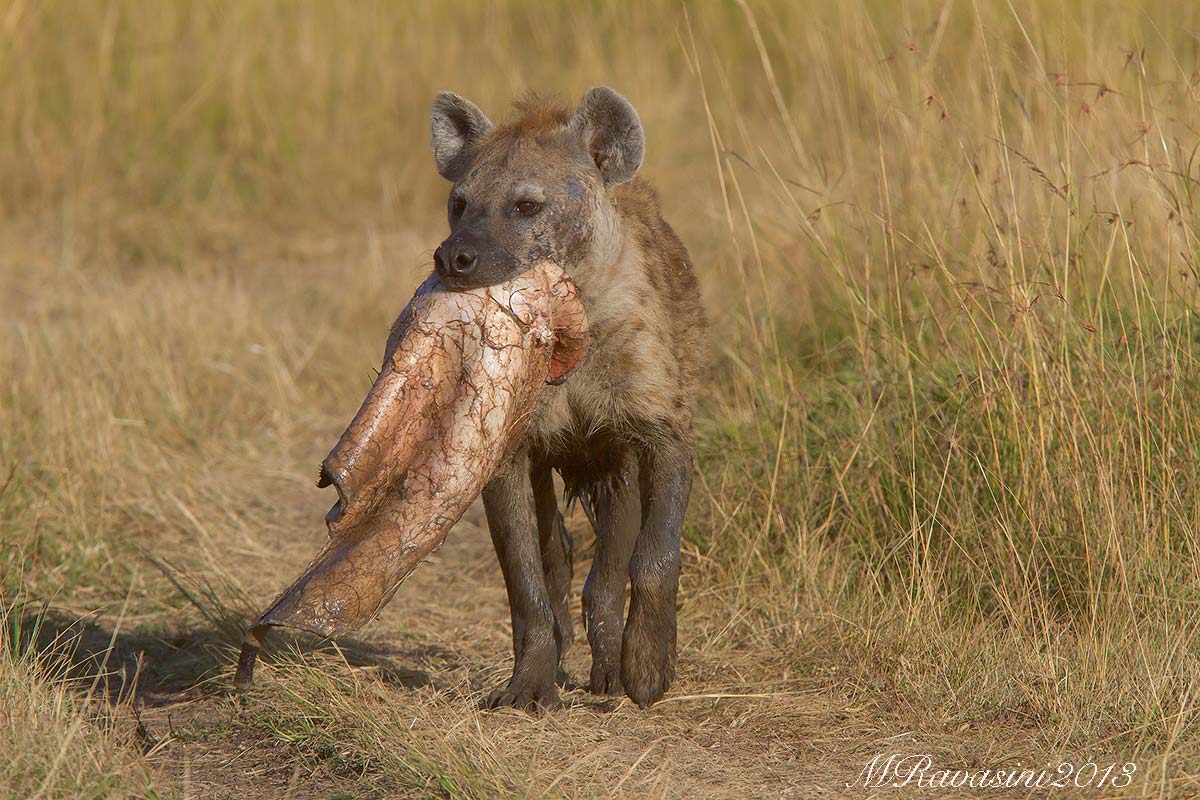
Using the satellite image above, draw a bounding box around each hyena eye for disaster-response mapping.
[514,199,542,216]
[451,196,466,216]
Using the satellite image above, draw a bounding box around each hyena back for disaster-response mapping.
[430,87,706,709]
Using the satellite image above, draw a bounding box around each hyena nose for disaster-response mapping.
[434,243,479,280]
[450,245,478,276]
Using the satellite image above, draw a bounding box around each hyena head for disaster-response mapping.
[429,87,644,289]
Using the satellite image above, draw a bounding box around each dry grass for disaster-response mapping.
[3,0,1200,797]
[1,599,157,798]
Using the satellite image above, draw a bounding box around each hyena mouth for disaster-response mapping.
[234,261,589,688]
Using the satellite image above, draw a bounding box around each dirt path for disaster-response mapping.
[85,476,1090,800]
[120,495,893,799]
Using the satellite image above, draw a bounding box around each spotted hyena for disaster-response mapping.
[429,87,706,709]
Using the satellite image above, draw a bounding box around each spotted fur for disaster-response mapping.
[430,88,706,710]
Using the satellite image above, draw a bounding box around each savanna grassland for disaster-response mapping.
[4,1,1200,797]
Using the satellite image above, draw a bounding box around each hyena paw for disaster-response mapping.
[620,611,676,708]
[483,676,560,713]
[588,661,623,696]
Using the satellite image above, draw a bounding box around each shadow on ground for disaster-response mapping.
[5,599,438,708]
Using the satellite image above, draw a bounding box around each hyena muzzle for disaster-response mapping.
[429,86,707,710]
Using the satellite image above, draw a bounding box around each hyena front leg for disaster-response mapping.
[481,448,559,712]
[531,460,574,663]
[581,452,640,695]
[621,441,691,707]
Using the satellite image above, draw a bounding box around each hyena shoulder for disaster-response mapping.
[532,178,706,455]
[611,179,707,405]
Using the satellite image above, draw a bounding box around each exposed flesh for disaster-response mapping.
[235,261,589,687]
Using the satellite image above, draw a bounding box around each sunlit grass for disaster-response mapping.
[3,0,1200,795]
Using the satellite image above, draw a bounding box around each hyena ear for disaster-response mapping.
[430,92,493,182]
[568,86,645,187]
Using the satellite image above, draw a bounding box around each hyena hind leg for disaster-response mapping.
[581,453,641,695]
[532,461,574,663]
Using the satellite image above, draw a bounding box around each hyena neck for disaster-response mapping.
[570,198,632,308]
